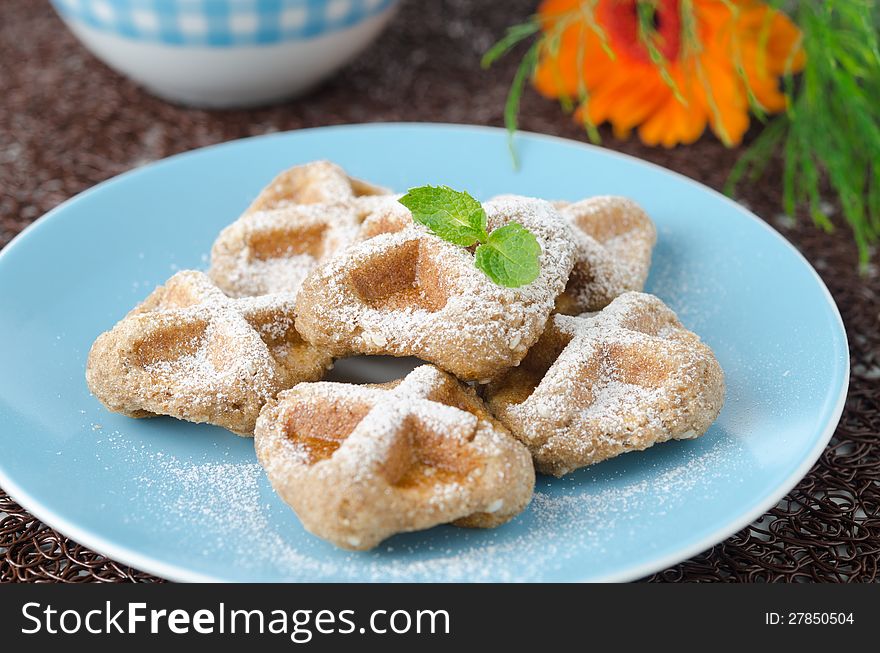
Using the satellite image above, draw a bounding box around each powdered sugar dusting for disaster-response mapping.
[497,194,656,313]
[210,197,402,299]
[97,424,736,581]
[134,274,297,404]
[486,292,725,476]
[294,196,577,380]
[142,304,278,407]
[209,160,400,299]
[86,270,330,435]
[556,196,656,312]
[247,160,390,212]
[264,367,487,487]
[253,365,534,549]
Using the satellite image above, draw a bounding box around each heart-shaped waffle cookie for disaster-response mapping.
[294,196,577,381]
[552,196,656,314]
[210,161,398,298]
[254,365,535,550]
[86,270,331,435]
[484,292,724,476]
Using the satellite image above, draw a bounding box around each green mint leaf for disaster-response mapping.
[474,222,541,288]
[398,185,488,247]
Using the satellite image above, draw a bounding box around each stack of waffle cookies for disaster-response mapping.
[87,162,724,550]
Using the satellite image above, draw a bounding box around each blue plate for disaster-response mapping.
[0,124,848,582]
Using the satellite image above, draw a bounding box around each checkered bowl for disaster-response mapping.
[50,0,399,107]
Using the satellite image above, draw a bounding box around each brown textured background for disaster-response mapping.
[1,0,877,582]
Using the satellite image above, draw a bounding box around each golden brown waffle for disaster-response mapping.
[254,365,535,550]
[245,159,389,213]
[361,192,656,314]
[294,196,577,381]
[552,196,656,314]
[484,292,725,476]
[356,197,416,240]
[209,161,399,298]
[86,270,331,435]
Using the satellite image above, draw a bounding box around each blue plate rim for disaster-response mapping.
[0,122,850,582]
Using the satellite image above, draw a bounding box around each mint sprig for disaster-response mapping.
[474,223,541,288]
[396,185,488,246]
[399,186,541,288]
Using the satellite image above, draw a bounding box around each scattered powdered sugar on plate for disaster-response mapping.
[100,429,343,577]
[97,422,735,581]
[646,224,728,330]
[350,436,734,581]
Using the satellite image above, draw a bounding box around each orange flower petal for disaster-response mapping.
[533,0,801,148]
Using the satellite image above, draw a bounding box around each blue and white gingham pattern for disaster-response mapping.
[51,0,398,46]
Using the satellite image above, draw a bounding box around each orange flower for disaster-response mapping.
[534,0,805,147]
